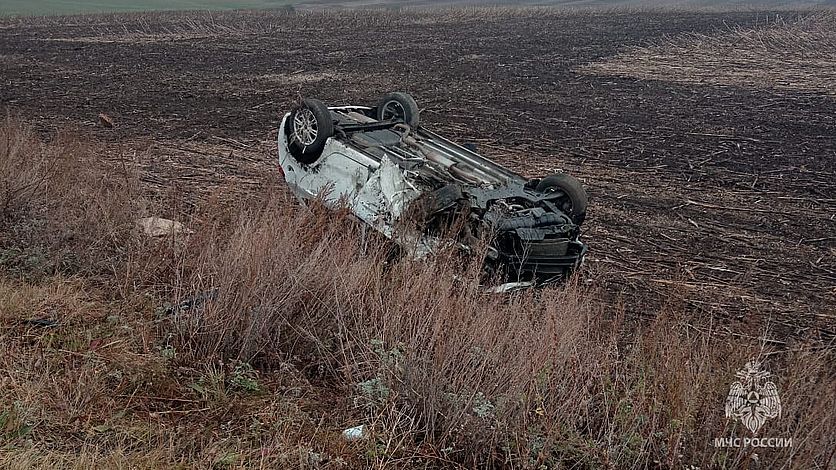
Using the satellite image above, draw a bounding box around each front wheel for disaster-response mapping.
[285,98,334,164]
[536,173,588,225]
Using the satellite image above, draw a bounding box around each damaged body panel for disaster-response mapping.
[277,94,588,284]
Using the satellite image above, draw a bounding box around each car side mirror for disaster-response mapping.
[462,143,478,152]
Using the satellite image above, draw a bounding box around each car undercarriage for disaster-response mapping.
[277,93,588,286]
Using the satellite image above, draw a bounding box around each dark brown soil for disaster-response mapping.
[2,8,834,344]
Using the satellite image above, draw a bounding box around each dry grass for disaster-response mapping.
[1,118,834,468]
[0,275,350,468]
[582,11,836,95]
[0,114,150,281]
[172,195,836,468]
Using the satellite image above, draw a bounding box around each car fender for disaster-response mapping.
[278,113,377,204]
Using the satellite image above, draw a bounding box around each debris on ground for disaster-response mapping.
[341,424,366,441]
[135,217,191,238]
[158,289,218,317]
[23,318,60,328]
[97,112,114,128]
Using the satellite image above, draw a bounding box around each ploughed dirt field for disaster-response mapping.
[1,8,834,344]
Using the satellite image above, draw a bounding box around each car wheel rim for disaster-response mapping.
[292,108,318,146]
[382,100,405,121]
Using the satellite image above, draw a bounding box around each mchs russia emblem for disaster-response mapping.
[725,360,782,434]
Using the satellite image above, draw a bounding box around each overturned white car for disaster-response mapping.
[277,92,588,285]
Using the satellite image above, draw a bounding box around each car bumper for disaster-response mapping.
[500,239,587,278]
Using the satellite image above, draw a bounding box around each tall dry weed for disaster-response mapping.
[0,115,149,281]
[172,189,835,468]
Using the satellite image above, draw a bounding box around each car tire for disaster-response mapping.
[285,98,334,164]
[536,173,588,225]
[376,92,420,128]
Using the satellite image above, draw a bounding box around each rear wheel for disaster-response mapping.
[536,173,588,225]
[376,92,420,128]
[285,98,334,164]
